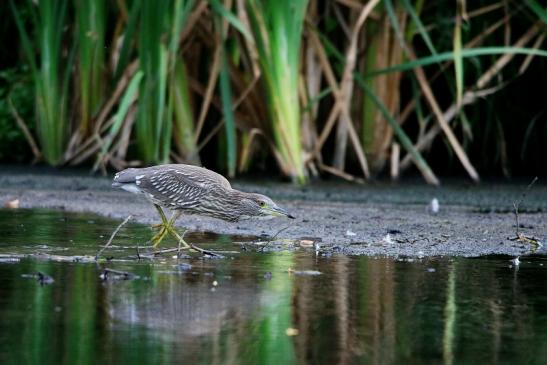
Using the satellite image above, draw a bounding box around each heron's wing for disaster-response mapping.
[136,165,229,209]
[172,164,232,190]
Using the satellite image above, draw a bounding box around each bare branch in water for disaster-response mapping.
[258,224,293,252]
[95,215,132,261]
[100,268,137,281]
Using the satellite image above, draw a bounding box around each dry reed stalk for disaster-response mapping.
[318,163,365,183]
[8,97,42,160]
[398,12,513,127]
[300,0,321,173]
[390,142,400,179]
[362,10,405,173]
[331,0,380,176]
[400,23,541,171]
[65,61,139,165]
[307,0,380,179]
[193,34,222,142]
[196,70,261,153]
[238,128,262,172]
[407,45,480,182]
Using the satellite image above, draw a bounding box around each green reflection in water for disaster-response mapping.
[1,209,547,365]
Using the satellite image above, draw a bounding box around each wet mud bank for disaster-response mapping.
[1,167,545,257]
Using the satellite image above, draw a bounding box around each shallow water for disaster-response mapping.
[1,209,547,365]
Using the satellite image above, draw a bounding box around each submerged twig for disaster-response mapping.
[152,245,226,258]
[95,215,132,260]
[258,224,292,252]
[190,244,225,258]
[100,268,137,281]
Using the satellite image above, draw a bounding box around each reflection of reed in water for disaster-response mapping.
[290,256,398,365]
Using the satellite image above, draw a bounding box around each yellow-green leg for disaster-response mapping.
[150,206,190,249]
[164,210,192,250]
[150,205,172,247]
[150,205,222,257]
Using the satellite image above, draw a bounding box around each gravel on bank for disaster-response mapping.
[1,166,545,257]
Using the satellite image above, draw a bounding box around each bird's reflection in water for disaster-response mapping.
[105,274,265,339]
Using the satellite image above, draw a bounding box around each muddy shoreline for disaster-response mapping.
[1,166,545,257]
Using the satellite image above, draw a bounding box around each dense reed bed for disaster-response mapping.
[4,0,547,184]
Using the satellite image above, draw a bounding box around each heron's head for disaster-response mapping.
[238,193,295,220]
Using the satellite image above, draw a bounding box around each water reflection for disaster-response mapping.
[1,209,547,364]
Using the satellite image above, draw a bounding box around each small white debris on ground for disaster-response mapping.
[345,230,356,236]
[299,240,314,247]
[4,198,19,209]
[428,198,440,214]
[382,234,394,244]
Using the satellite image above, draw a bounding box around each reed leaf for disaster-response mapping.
[167,0,198,164]
[454,0,465,107]
[525,0,547,24]
[402,0,435,55]
[95,70,144,169]
[136,1,170,163]
[364,47,547,77]
[210,0,252,41]
[10,0,70,165]
[219,42,237,178]
[76,0,106,137]
[114,1,141,81]
[171,59,200,164]
[247,0,309,183]
[356,75,439,185]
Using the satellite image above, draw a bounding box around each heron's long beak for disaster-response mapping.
[271,206,295,219]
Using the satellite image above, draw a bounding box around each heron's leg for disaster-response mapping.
[151,208,179,230]
[150,205,170,247]
[155,204,170,224]
[164,211,191,250]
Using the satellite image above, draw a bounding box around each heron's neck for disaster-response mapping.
[204,188,251,221]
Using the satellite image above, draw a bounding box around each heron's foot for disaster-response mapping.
[163,225,190,249]
[165,225,223,257]
[149,223,223,258]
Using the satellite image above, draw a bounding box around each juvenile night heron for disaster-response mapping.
[112,164,294,251]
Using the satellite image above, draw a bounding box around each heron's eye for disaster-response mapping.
[259,201,266,207]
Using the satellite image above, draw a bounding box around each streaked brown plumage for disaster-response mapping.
[112,164,294,250]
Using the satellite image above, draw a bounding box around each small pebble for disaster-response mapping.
[4,198,19,209]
